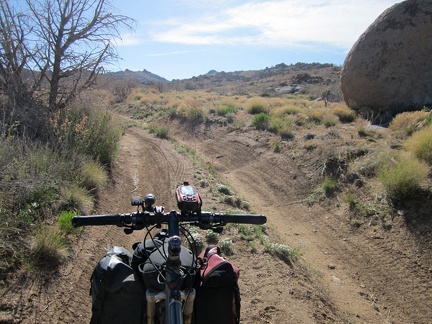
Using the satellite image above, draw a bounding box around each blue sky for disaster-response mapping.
[112,0,402,80]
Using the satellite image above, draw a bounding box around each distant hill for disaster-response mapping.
[170,62,342,101]
[105,62,342,102]
[105,69,169,83]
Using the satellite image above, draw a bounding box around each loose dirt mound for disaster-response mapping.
[2,121,432,323]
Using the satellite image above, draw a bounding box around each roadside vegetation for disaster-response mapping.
[119,86,432,233]
[1,0,432,278]
[3,69,432,275]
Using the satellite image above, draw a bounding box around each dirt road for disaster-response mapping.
[4,123,432,323]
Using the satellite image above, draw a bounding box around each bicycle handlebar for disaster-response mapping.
[71,211,266,228]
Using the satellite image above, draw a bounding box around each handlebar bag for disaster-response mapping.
[90,246,145,324]
[194,246,240,324]
[136,240,196,292]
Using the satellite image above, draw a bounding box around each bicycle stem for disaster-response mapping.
[146,235,196,324]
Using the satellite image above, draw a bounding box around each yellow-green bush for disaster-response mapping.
[404,124,432,165]
[246,97,268,114]
[389,111,430,138]
[378,152,429,202]
[269,116,295,139]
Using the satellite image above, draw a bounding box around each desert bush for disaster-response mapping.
[349,147,396,177]
[251,113,270,130]
[389,111,430,138]
[175,100,205,122]
[321,177,339,196]
[323,114,338,127]
[269,116,294,139]
[216,103,237,116]
[219,237,233,255]
[246,97,268,114]
[330,105,356,123]
[304,108,325,124]
[379,152,429,202]
[147,124,170,139]
[217,184,234,195]
[50,108,121,165]
[205,230,219,244]
[404,124,432,165]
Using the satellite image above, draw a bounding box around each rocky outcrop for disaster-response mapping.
[340,0,432,123]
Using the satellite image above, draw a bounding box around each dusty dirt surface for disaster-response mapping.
[2,117,432,323]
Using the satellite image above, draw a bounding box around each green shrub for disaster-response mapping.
[251,113,270,130]
[147,124,169,139]
[57,210,79,234]
[379,153,429,202]
[404,124,432,165]
[321,177,338,195]
[216,104,237,116]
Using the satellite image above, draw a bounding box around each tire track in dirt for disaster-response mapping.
[304,205,432,323]
[178,125,432,323]
[5,127,196,324]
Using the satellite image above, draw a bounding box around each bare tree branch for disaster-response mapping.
[24,0,134,109]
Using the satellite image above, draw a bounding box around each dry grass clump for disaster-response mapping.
[271,105,302,117]
[404,123,432,165]
[80,160,108,192]
[60,184,94,215]
[330,105,356,123]
[304,108,326,124]
[27,225,68,270]
[246,97,269,114]
[389,111,430,138]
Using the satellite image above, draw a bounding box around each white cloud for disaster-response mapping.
[145,50,197,57]
[116,34,145,47]
[149,0,402,49]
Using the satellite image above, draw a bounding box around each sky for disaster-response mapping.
[112,0,402,81]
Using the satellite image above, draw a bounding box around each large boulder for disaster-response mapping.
[340,0,432,123]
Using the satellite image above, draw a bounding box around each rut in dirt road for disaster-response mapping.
[173,124,432,323]
[4,125,431,324]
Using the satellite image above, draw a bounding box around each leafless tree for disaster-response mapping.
[0,0,134,114]
[25,0,134,109]
[0,1,32,106]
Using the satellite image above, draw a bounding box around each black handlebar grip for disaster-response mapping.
[221,214,267,225]
[71,214,126,227]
